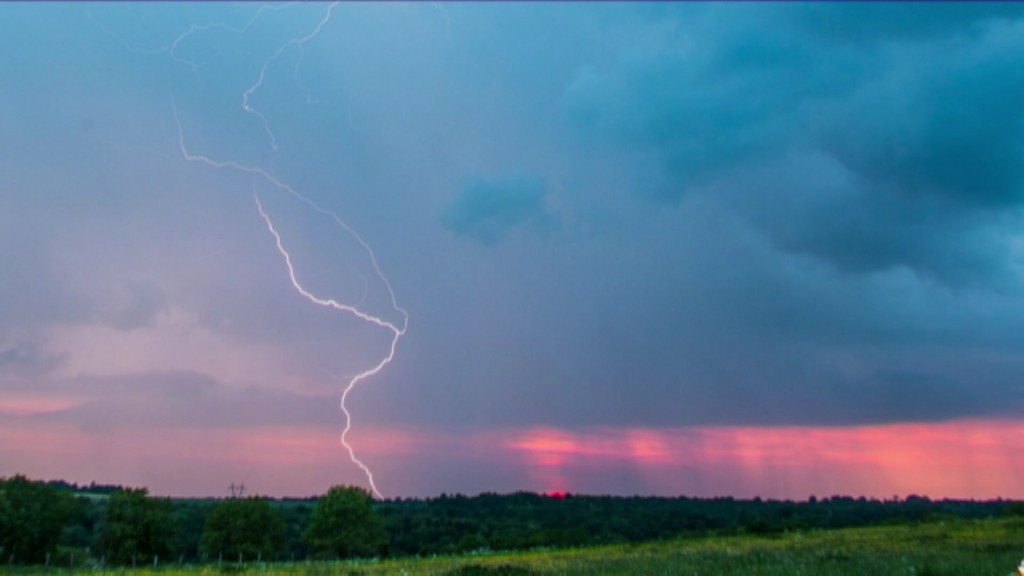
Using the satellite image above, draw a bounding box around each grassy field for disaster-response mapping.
[13,517,1024,575]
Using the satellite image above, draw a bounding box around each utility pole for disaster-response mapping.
[228,482,247,499]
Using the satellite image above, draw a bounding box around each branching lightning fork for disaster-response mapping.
[173,103,407,500]
[158,1,407,499]
[253,195,405,500]
[242,2,340,150]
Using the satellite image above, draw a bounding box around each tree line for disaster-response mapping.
[0,474,1016,567]
[0,476,383,567]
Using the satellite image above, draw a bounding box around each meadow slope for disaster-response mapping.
[11,516,1024,576]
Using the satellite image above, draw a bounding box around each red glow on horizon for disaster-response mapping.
[504,420,1024,500]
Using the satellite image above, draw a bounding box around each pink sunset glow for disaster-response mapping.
[3,416,1023,500]
[504,420,1024,499]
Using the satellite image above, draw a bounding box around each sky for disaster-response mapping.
[2,2,1024,500]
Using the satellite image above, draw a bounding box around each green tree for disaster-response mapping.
[0,475,76,564]
[202,497,286,562]
[99,488,179,566]
[304,486,387,559]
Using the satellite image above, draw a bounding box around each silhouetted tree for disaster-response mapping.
[99,488,179,566]
[0,475,76,564]
[304,486,387,559]
[202,497,286,562]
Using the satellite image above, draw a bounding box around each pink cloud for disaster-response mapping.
[0,394,79,417]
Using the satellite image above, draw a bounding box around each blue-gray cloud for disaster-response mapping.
[563,5,1024,285]
[0,337,63,378]
[15,371,342,432]
[442,174,550,245]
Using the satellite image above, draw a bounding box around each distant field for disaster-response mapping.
[12,517,1024,575]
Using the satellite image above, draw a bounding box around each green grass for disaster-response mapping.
[15,517,1024,575]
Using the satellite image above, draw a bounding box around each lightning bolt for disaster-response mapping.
[138,2,407,499]
[253,194,405,500]
[242,2,340,150]
[87,3,296,72]
[172,105,407,500]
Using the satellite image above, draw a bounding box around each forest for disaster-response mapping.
[0,474,1018,568]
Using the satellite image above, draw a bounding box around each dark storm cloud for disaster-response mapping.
[720,152,1017,285]
[564,5,1024,284]
[403,2,1024,431]
[809,22,1024,210]
[442,174,551,245]
[788,3,1024,42]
